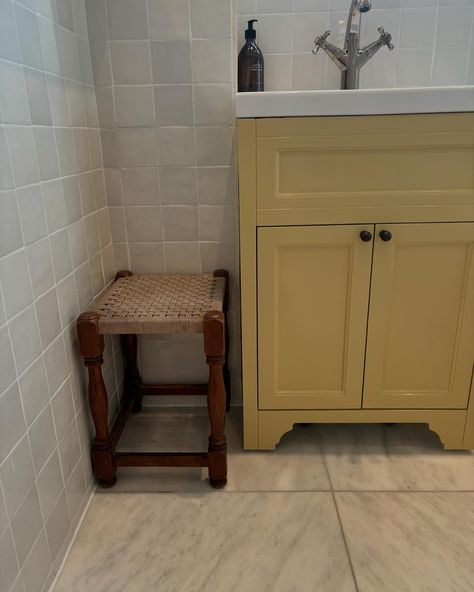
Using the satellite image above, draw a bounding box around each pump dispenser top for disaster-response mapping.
[245,19,258,39]
[238,19,264,92]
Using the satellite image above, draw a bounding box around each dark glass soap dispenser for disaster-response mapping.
[238,19,264,92]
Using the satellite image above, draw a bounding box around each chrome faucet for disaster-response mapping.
[313,0,394,90]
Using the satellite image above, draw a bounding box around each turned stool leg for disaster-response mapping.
[77,312,116,488]
[214,270,231,412]
[121,334,143,413]
[204,311,227,489]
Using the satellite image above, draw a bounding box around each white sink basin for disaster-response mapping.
[235,87,474,118]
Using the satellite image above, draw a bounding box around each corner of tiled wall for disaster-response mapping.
[0,2,122,591]
[85,0,242,394]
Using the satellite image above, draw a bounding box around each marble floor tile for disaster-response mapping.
[53,492,356,592]
[321,423,474,491]
[105,407,330,493]
[336,492,474,592]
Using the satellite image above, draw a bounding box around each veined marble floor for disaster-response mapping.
[53,408,474,592]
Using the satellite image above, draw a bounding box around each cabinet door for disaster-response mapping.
[364,223,474,409]
[258,225,373,410]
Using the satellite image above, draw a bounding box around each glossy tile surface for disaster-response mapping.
[54,492,355,592]
[336,492,474,592]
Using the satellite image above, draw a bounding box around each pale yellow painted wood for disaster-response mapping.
[364,223,474,409]
[256,113,474,137]
[256,114,474,221]
[256,205,474,228]
[462,370,474,449]
[238,119,259,449]
[237,114,474,453]
[257,409,467,450]
[258,225,373,410]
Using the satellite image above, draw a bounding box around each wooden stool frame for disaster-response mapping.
[77,269,230,489]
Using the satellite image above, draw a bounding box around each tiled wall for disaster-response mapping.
[235,0,474,89]
[85,0,240,390]
[0,2,122,592]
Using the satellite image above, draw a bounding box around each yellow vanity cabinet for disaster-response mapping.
[258,222,474,413]
[258,224,373,410]
[238,114,474,451]
[364,222,474,410]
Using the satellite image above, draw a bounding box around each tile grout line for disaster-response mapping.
[331,491,361,592]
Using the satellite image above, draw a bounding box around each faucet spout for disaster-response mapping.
[313,1,394,89]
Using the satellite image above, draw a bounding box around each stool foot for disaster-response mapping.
[132,400,143,414]
[210,478,227,489]
[97,476,117,489]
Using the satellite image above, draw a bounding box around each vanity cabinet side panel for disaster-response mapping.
[364,222,474,410]
[238,119,259,449]
[462,369,474,448]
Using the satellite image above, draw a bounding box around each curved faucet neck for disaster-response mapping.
[345,0,364,46]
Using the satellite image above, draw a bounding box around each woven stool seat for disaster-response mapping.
[95,273,226,335]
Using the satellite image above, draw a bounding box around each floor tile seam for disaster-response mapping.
[95,489,336,495]
[331,491,361,592]
[319,435,336,492]
[332,489,474,494]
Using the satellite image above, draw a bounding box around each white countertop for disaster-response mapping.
[235,87,474,118]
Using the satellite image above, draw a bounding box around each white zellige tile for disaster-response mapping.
[10,484,43,565]
[20,529,52,592]
[0,527,20,592]
[0,190,23,257]
[0,251,33,319]
[151,40,192,83]
[0,383,27,465]
[45,492,70,563]
[26,238,55,299]
[28,404,57,474]
[148,0,190,40]
[9,305,42,375]
[0,325,16,395]
[154,85,194,126]
[110,40,152,85]
[108,0,148,40]
[18,356,50,427]
[36,450,64,521]
[0,434,35,520]
[0,0,22,62]
[0,60,31,125]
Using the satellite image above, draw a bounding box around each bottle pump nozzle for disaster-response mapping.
[245,19,258,39]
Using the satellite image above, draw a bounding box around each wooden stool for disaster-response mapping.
[76,269,230,489]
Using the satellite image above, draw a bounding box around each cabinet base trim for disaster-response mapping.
[252,409,468,451]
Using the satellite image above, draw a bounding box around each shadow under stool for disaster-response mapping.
[76,269,230,489]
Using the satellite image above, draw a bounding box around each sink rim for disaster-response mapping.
[235,86,474,118]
